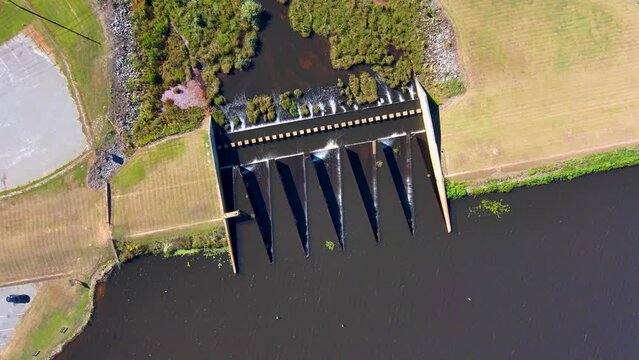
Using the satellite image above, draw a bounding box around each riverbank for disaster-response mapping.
[446,145,639,199]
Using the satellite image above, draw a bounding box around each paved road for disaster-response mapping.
[0,284,37,349]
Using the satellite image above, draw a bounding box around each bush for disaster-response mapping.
[347,72,378,105]
[211,109,226,127]
[240,0,264,27]
[288,0,425,88]
[132,101,204,147]
[446,179,468,199]
[246,95,276,124]
[213,95,226,106]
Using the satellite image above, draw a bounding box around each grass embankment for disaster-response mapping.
[0,160,110,284]
[439,0,639,179]
[446,147,639,199]
[0,0,34,43]
[111,128,222,239]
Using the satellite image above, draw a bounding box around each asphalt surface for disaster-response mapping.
[0,284,37,349]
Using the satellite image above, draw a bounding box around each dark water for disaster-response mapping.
[59,164,639,359]
[219,0,351,99]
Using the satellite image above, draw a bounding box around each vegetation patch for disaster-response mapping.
[468,199,510,218]
[246,95,276,124]
[445,179,468,199]
[115,224,228,262]
[325,240,336,251]
[446,147,639,199]
[343,72,378,106]
[472,147,639,196]
[130,0,263,145]
[288,0,425,88]
[133,101,204,147]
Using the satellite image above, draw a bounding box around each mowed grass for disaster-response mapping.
[0,161,110,284]
[111,129,223,238]
[0,0,34,43]
[439,0,639,178]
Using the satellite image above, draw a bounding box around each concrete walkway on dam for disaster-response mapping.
[215,100,426,168]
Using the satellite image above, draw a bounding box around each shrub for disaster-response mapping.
[246,95,276,124]
[240,0,263,27]
[446,179,468,199]
[293,88,303,98]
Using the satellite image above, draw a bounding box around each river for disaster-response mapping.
[58,1,639,358]
[58,164,639,359]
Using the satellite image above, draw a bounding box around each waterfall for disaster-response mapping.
[385,88,393,104]
[319,102,326,116]
[353,104,359,111]
[407,83,416,100]
[398,93,405,102]
[308,102,314,117]
[329,99,337,114]
[340,105,347,113]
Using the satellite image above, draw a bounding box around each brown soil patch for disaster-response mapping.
[21,24,56,62]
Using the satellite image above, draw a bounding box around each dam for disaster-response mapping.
[210,80,450,273]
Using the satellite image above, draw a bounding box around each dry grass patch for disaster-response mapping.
[0,161,110,285]
[439,0,639,179]
[111,128,222,239]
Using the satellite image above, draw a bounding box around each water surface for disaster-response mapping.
[59,166,639,360]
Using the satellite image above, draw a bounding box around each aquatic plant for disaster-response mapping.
[325,240,336,251]
[376,161,384,168]
[468,199,510,219]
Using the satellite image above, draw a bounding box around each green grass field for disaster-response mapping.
[439,0,639,180]
[111,128,223,239]
[0,0,34,43]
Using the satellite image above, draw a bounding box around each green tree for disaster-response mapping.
[241,0,263,27]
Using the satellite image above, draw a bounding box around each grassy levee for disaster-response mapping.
[27,0,110,146]
[111,128,223,239]
[447,146,639,199]
[0,160,110,284]
[0,0,34,43]
[439,0,639,179]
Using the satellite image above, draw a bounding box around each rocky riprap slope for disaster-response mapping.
[421,1,461,83]
[88,0,140,188]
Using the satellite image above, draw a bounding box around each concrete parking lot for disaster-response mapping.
[0,284,37,349]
